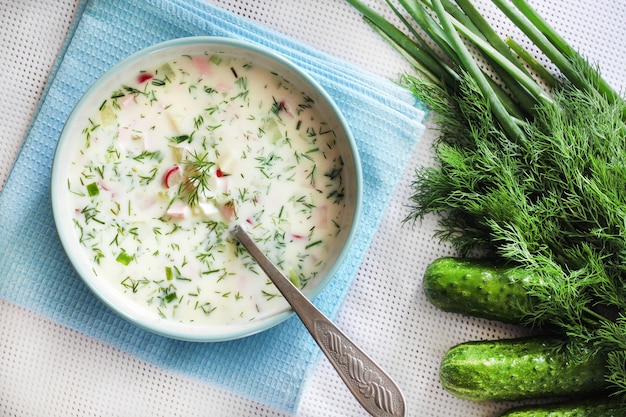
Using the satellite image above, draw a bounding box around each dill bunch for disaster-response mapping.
[348,0,626,399]
[404,65,626,331]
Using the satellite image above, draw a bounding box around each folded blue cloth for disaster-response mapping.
[0,0,425,412]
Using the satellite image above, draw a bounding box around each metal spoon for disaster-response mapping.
[231,224,407,417]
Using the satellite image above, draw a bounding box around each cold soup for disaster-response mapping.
[66,51,348,326]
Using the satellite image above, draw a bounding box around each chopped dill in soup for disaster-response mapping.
[68,52,346,325]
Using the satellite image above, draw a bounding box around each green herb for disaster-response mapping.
[132,150,163,163]
[231,76,250,101]
[154,284,178,308]
[194,115,204,130]
[318,124,333,136]
[262,290,279,301]
[298,95,314,112]
[168,134,193,144]
[324,166,343,181]
[305,127,316,138]
[91,246,105,264]
[87,118,100,132]
[111,89,125,99]
[123,85,147,97]
[179,151,215,206]
[305,163,317,186]
[121,276,141,293]
[81,205,104,225]
[138,167,158,185]
[348,0,626,404]
[198,302,217,315]
[305,240,322,250]
[270,97,285,117]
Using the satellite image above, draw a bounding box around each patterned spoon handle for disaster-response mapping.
[231,225,406,417]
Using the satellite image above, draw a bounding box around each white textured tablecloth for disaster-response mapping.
[1,1,625,416]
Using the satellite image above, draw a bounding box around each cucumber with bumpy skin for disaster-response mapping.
[499,398,622,417]
[439,337,610,402]
[423,257,539,325]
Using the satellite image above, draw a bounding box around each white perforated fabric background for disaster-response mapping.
[1,1,626,416]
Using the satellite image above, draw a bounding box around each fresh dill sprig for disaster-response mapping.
[178,151,215,206]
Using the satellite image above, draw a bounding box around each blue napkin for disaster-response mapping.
[0,0,426,412]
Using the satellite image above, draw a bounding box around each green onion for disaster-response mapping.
[115,251,133,266]
[164,292,178,303]
[86,182,99,197]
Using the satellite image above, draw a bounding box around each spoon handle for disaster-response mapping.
[231,225,406,417]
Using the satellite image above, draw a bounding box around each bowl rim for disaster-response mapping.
[50,36,363,342]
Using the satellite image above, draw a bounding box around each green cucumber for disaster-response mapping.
[499,398,622,417]
[439,337,609,402]
[423,257,538,324]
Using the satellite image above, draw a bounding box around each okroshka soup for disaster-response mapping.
[51,38,361,341]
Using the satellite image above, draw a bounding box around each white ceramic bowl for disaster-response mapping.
[51,37,362,342]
